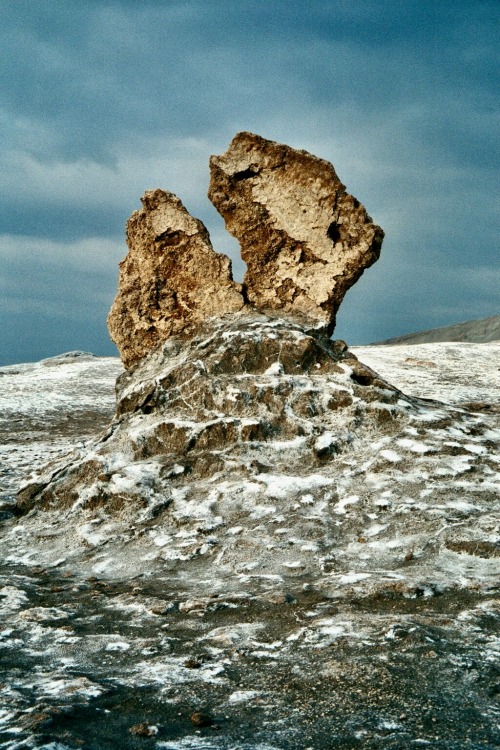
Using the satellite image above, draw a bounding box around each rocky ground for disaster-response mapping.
[0,323,498,750]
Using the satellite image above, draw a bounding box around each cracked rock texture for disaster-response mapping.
[209,131,384,332]
[108,189,244,369]
[17,314,389,524]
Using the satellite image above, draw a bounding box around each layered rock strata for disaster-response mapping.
[108,189,244,369]
[209,131,384,332]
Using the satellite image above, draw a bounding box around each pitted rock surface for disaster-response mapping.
[209,131,384,331]
[108,189,244,369]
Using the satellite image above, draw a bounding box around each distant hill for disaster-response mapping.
[374,314,500,345]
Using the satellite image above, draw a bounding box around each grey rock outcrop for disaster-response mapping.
[209,132,384,332]
[14,314,499,603]
[108,189,244,369]
[374,314,500,346]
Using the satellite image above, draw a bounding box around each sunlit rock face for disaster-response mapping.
[209,132,384,332]
[107,189,244,369]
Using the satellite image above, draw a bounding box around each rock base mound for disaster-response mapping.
[14,315,498,602]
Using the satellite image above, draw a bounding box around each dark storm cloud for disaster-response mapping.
[0,0,498,364]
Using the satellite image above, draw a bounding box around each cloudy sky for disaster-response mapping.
[1,0,498,365]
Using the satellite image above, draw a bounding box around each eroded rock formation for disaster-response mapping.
[17,314,395,523]
[108,189,244,369]
[4,137,499,749]
[209,132,384,332]
[108,134,384,369]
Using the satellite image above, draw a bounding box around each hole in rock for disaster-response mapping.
[327,222,342,243]
[233,167,259,181]
[350,371,374,386]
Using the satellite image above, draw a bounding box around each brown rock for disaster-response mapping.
[208,132,384,333]
[190,711,214,727]
[108,189,244,369]
[129,722,159,737]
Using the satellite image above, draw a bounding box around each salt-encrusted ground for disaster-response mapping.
[353,342,500,407]
[0,332,498,750]
[0,352,122,507]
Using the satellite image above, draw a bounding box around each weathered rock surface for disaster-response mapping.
[108,134,384,369]
[209,131,384,331]
[17,314,391,520]
[14,315,499,605]
[3,138,500,749]
[107,189,244,369]
[2,324,500,749]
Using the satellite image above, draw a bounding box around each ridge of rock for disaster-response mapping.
[374,313,500,345]
[108,189,244,369]
[209,131,384,332]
